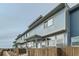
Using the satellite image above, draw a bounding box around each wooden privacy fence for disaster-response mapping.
[0,49,3,56]
[61,47,79,56]
[26,47,79,56]
[1,47,79,56]
[26,48,57,56]
[15,48,26,55]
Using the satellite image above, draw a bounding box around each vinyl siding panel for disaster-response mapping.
[70,9,79,37]
[27,8,66,37]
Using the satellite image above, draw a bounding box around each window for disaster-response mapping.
[48,19,53,26]
[27,42,31,48]
[27,42,34,48]
[42,41,46,48]
[33,42,36,48]
[48,36,56,47]
[37,42,41,48]
[56,34,65,48]
[71,36,79,46]
[44,18,54,28]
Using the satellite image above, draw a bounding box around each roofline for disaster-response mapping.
[13,41,16,43]
[15,3,66,40]
[15,16,43,40]
[28,15,43,28]
[26,3,66,32]
[69,4,79,13]
[15,34,22,40]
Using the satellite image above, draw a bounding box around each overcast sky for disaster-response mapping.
[0,3,77,48]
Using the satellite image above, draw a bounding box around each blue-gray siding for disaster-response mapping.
[70,8,79,37]
[27,8,66,37]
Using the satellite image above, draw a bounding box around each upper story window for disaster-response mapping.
[48,19,53,26]
[44,18,54,28]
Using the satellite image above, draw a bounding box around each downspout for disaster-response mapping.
[65,3,71,46]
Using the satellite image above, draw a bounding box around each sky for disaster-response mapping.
[0,3,77,48]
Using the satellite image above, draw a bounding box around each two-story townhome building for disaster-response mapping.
[13,3,79,48]
[14,33,27,48]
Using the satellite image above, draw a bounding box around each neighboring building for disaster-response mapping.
[69,4,79,47]
[13,3,79,48]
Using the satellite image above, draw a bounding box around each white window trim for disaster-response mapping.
[48,18,54,27]
[48,36,56,47]
[56,33,65,47]
[44,17,54,29]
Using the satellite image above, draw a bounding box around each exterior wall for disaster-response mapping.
[15,34,26,48]
[48,32,68,47]
[15,4,74,48]
[15,7,68,48]
[43,8,66,36]
[27,8,66,37]
[27,42,35,48]
[21,44,26,48]
[70,9,79,37]
[70,8,79,46]
[26,8,68,48]
[17,44,26,48]
[16,38,21,43]
[16,38,25,43]
[16,34,26,44]
[17,44,21,48]
[48,36,56,47]
[14,4,79,48]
